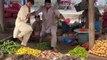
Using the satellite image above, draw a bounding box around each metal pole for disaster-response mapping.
[89,0,95,49]
[0,0,4,32]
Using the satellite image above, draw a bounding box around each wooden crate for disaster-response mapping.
[87,54,107,60]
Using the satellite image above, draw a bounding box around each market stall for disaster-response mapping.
[0,0,107,60]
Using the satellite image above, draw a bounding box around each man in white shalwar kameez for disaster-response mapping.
[13,0,34,46]
[32,0,65,51]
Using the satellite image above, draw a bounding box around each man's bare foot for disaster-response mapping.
[21,42,27,47]
[51,47,58,52]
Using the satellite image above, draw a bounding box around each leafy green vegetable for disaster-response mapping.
[36,42,51,50]
[0,40,21,54]
[68,46,87,59]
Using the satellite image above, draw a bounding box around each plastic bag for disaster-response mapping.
[60,37,72,43]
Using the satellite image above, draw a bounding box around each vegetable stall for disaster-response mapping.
[0,40,87,60]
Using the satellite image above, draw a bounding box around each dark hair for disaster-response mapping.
[27,0,34,5]
[45,0,51,3]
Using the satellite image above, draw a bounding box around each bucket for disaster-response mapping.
[77,33,89,44]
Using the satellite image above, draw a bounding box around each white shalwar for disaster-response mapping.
[35,6,61,47]
[13,5,33,46]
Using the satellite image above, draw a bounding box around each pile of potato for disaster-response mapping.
[89,40,107,57]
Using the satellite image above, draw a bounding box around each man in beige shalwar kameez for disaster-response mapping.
[13,0,34,46]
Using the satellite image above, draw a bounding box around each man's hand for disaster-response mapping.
[60,14,65,20]
[26,12,37,19]
[26,13,32,18]
[57,14,65,21]
[31,12,36,15]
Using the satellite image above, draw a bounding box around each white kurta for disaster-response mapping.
[13,5,33,46]
[35,6,60,47]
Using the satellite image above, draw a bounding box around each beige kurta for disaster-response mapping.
[35,6,60,47]
[13,5,33,46]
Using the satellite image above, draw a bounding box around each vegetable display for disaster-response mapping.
[0,40,21,54]
[36,42,51,50]
[39,50,62,59]
[79,28,87,32]
[68,46,87,59]
[13,54,48,60]
[0,40,88,60]
[56,55,82,60]
[89,40,107,57]
[15,47,41,56]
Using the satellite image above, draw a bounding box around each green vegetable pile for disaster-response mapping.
[68,46,87,59]
[36,42,51,50]
[0,40,21,54]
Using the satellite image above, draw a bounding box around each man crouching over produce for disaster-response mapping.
[13,0,34,46]
[31,0,65,51]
